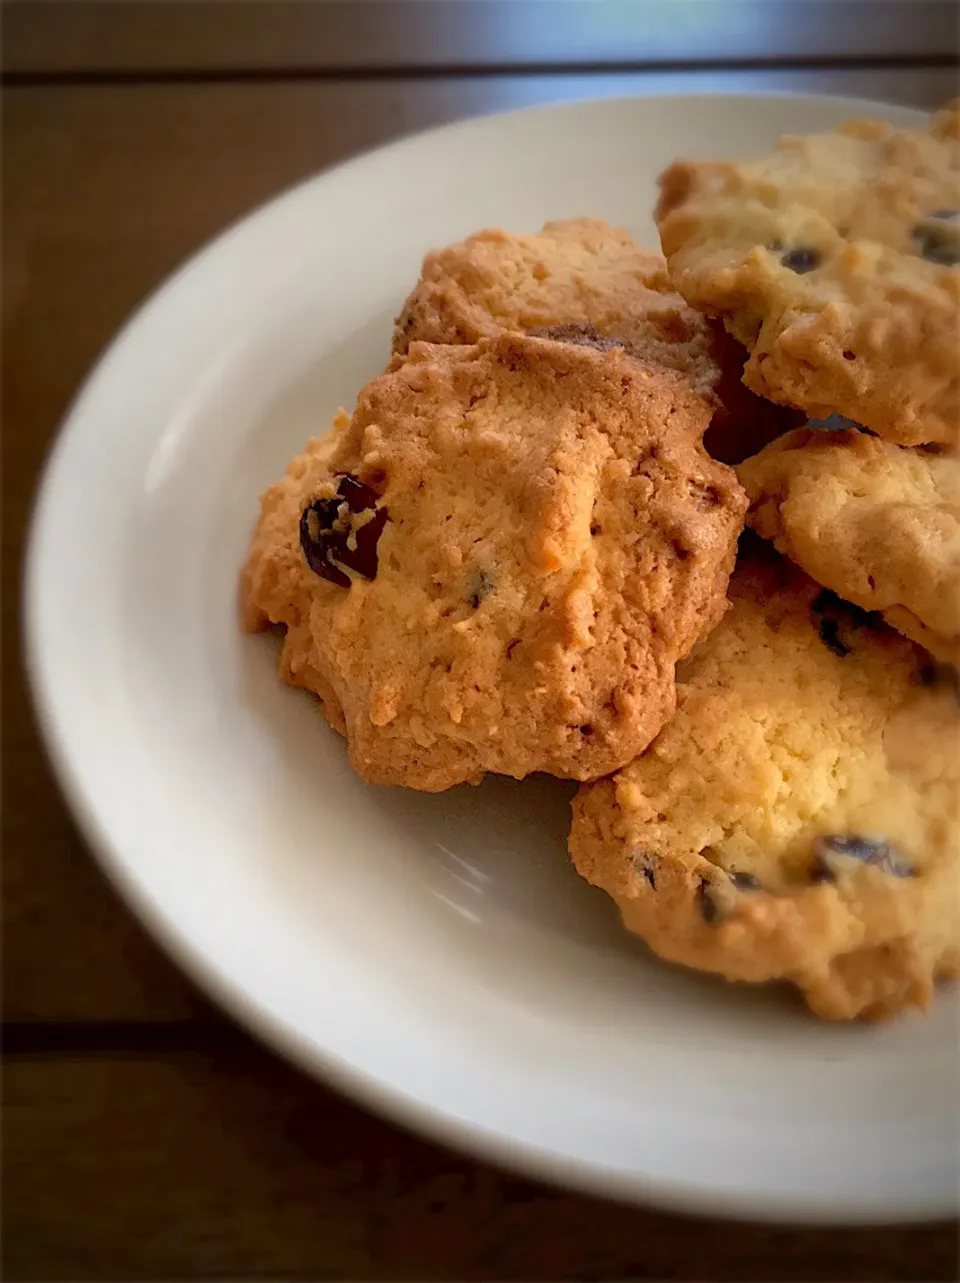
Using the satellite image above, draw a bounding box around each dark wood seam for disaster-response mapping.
[3,53,958,90]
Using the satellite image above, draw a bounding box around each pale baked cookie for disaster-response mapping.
[243,332,747,791]
[657,102,960,448]
[739,427,960,664]
[394,217,798,463]
[570,546,960,1021]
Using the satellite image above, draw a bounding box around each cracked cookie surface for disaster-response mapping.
[243,331,747,791]
[739,427,960,664]
[394,217,797,463]
[570,546,960,1020]
[656,102,960,448]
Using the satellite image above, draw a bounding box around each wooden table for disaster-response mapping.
[4,4,959,1277]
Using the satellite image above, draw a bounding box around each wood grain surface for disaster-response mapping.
[3,30,958,1281]
[6,1044,960,1281]
[4,0,956,75]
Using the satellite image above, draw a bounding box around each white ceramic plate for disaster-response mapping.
[26,93,960,1224]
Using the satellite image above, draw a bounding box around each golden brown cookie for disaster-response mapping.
[243,332,747,791]
[394,217,797,463]
[570,546,960,1021]
[657,102,960,448]
[739,427,960,664]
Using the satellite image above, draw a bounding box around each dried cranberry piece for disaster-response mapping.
[298,473,387,587]
[339,504,389,581]
[337,474,380,514]
[812,835,913,882]
[299,500,351,587]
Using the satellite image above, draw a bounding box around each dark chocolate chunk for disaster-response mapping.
[299,474,387,586]
[781,247,821,274]
[812,834,914,883]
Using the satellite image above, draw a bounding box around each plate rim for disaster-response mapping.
[24,90,952,1225]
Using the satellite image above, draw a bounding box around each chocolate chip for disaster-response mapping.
[299,474,387,587]
[812,834,914,883]
[467,569,494,609]
[630,851,657,889]
[730,871,761,891]
[781,247,821,274]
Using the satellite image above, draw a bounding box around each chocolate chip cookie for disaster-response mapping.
[243,332,747,791]
[657,102,960,448]
[570,545,960,1021]
[394,217,798,463]
[739,426,960,664]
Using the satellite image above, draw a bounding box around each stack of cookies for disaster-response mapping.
[243,102,960,1022]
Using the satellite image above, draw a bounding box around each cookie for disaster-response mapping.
[570,545,960,1021]
[243,332,747,791]
[739,427,960,664]
[657,102,960,448]
[394,217,798,463]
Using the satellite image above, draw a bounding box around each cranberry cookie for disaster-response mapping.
[739,427,960,665]
[570,545,960,1021]
[657,102,960,448]
[243,332,746,791]
[394,217,798,463]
